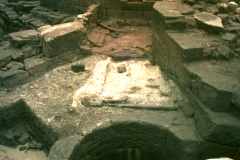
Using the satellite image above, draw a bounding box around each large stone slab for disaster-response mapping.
[185,59,240,112]
[196,101,240,147]
[194,12,224,32]
[9,30,39,47]
[167,32,203,62]
[0,70,29,87]
[153,1,186,30]
[41,22,87,58]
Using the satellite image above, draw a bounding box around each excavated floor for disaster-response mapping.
[72,58,182,110]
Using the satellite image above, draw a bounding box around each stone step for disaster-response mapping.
[186,87,240,147]
[30,6,70,25]
[153,1,186,30]
[184,59,240,113]
[19,14,48,29]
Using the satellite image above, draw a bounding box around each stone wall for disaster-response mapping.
[152,0,240,154]
[40,0,158,21]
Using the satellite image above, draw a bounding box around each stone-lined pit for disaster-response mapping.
[0,98,58,154]
[49,120,195,160]
[73,123,169,160]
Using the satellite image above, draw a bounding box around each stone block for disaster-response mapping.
[0,70,29,87]
[221,33,237,42]
[9,30,39,47]
[0,50,12,67]
[167,32,203,62]
[48,135,83,160]
[24,57,47,75]
[41,22,87,58]
[195,100,240,147]
[194,12,224,32]
[153,2,186,30]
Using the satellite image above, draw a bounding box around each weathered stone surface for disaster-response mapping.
[186,60,240,112]
[41,22,87,58]
[217,14,229,25]
[48,135,83,160]
[186,16,197,28]
[5,61,24,70]
[153,2,186,30]
[9,30,39,47]
[194,12,224,32]
[228,1,238,11]
[80,45,92,55]
[196,103,240,147]
[217,44,231,59]
[17,132,30,145]
[167,32,203,62]
[178,6,195,15]
[224,26,240,33]
[221,33,237,42]
[87,33,106,47]
[0,70,29,87]
[21,44,41,59]
[0,41,10,50]
[0,50,12,67]
[180,100,194,117]
[24,57,47,75]
[5,10,19,20]
[19,14,47,29]
[31,9,69,25]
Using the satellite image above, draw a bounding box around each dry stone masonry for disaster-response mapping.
[0,0,240,160]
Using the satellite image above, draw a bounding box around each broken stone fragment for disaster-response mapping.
[87,33,106,47]
[28,142,42,149]
[17,132,30,145]
[0,70,29,87]
[221,33,237,42]
[117,64,127,73]
[217,45,231,59]
[0,50,12,67]
[21,44,41,59]
[194,12,224,32]
[19,145,27,151]
[5,61,24,70]
[217,14,229,25]
[228,1,238,11]
[80,45,92,55]
[178,6,195,15]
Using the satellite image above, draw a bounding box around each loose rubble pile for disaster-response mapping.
[0,1,98,88]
